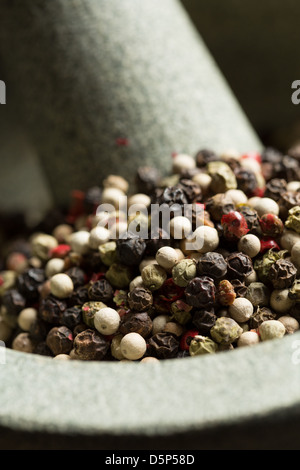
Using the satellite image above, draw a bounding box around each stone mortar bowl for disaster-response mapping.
[0,0,299,449]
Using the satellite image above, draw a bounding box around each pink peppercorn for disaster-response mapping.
[49,244,71,259]
[259,213,284,237]
[260,238,280,253]
[221,211,249,241]
[180,329,199,351]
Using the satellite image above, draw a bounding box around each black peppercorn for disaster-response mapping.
[33,341,53,356]
[119,312,153,338]
[88,279,114,303]
[278,191,300,220]
[197,252,227,280]
[59,305,82,330]
[177,179,202,203]
[2,289,26,316]
[116,233,146,266]
[128,286,153,312]
[29,318,51,342]
[67,286,89,307]
[195,148,219,167]
[64,267,86,288]
[155,185,188,207]
[268,259,297,289]
[135,166,160,194]
[16,268,46,301]
[226,252,253,281]
[249,307,277,329]
[147,332,179,359]
[46,326,73,356]
[185,276,216,308]
[39,295,67,324]
[237,206,260,233]
[73,328,109,360]
[234,167,258,195]
[192,309,217,335]
[230,279,248,297]
[264,178,287,202]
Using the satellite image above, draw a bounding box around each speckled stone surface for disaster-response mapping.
[0,331,299,448]
[0,0,261,207]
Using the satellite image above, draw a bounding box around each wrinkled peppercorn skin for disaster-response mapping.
[128,286,153,312]
[119,312,153,338]
[185,276,216,308]
[74,329,109,360]
[147,332,179,359]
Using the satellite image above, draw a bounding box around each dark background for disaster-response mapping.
[181,0,300,152]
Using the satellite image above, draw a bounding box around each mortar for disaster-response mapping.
[0,0,299,450]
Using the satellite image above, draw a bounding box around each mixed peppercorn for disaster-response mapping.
[1,146,300,362]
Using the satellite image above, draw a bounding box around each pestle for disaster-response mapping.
[0,0,261,213]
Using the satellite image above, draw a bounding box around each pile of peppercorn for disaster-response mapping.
[1,145,300,362]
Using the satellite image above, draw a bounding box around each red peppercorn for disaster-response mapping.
[157,278,185,303]
[180,329,199,351]
[240,151,262,164]
[259,214,284,237]
[221,211,249,241]
[260,238,280,253]
[49,244,71,259]
[251,187,265,198]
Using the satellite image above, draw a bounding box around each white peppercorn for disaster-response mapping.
[12,332,35,353]
[140,356,159,363]
[52,224,73,243]
[192,172,212,195]
[94,307,120,335]
[17,307,38,332]
[120,332,147,360]
[192,226,219,253]
[129,275,144,292]
[254,198,279,217]
[69,230,90,255]
[278,315,300,334]
[259,320,286,341]
[281,229,300,252]
[169,216,192,239]
[88,226,110,249]
[128,193,151,209]
[229,297,254,323]
[172,153,196,173]
[53,354,71,360]
[238,234,261,258]
[50,273,74,299]
[156,247,179,270]
[111,334,125,360]
[270,288,295,313]
[31,233,58,261]
[103,174,129,193]
[45,258,65,278]
[286,181,300,192]
[237,331,260,347]
[101,187,126,208]
[244,270,258,285]
[225,189,248,206]
[152,315,171,335]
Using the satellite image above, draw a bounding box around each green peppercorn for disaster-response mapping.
[207,161,237,193]
[258,320,286,341]
[141,264,167,291]
[289,279,300,301]
[98,241,118,266]
[254,249,289,283]
[285,206,300,233]
[170,299,193,325]
[105,263,132,289]
[210,317,243,345]
[245,282,270,307]
[172,258,197,287]
[82,301,107,327]
[189,335,218,356]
